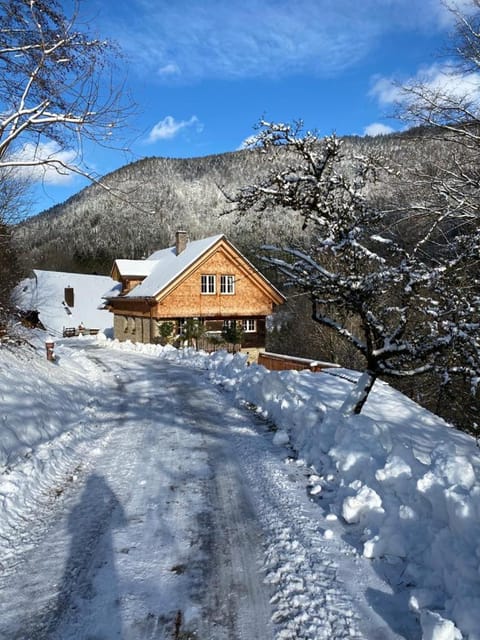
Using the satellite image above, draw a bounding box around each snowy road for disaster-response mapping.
[0,344,418,639]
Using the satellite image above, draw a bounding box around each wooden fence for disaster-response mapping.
[63,327,100,337]
[257,351,340,373]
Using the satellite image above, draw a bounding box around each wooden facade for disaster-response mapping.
[106,233,285,348]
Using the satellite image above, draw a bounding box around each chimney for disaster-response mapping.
[175,230,188,255]
[64,286,74,307]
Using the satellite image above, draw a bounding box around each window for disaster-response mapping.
[201,274,216,294]
[220,274,235,294]
[242,319,256,333]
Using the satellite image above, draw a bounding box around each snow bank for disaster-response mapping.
[104,339,480,640]
[0,334,103,469]
[229,367,479,640]
[0,333,119,556]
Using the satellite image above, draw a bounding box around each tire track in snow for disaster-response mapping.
[229,420,364,640]
[171,372,365,640]
[168,374,275,640]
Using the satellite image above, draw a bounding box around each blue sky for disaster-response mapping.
[30,0,465,215]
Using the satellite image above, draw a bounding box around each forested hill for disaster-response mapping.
[14,127,440,275]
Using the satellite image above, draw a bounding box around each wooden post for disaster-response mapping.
[45,338,55,361]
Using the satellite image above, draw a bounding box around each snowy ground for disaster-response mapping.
[0,333,479,639]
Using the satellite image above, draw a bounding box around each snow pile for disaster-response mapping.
[0,335,103,469]
[0,334,117,559]
[219,362,479,640]
[218,361,479,640]
[103,339,480,640]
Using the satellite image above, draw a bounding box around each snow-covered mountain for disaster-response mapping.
[14,128,444,276]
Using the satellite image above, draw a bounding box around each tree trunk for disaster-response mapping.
[340,370,378,416]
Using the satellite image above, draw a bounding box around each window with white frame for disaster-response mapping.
[201,274,216,294]
[242,319,256,333]
[220,274,235,294]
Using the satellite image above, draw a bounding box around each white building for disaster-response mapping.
[14,270,118,337]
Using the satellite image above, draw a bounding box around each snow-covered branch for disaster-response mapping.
[0,0,133,187]
[232,119,480,414]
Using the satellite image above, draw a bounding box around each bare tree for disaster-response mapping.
[231,121,480,415]
[394,1,480,223]
[0,0,133,326]
[0,0,132,179]
[387,0,480,428]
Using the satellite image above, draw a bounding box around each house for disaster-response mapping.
[105,231,286,348]
[13,270,117,337]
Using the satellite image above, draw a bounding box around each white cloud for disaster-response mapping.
[371,62,480,106]
[147,115,200,142]
[369,75,403,106]
[110,0,453,82]
[363,122,395,136]
[8,141,77,185]
[157,63,181,77]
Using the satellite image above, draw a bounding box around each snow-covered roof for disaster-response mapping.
[123,234,225,298]
[113,259,157,278]
[102,282,123,299]
[13,270,117,336]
